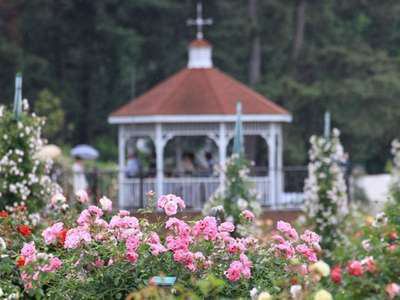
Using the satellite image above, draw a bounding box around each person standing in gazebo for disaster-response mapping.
[126,152,141,178]
[205,152,215,176]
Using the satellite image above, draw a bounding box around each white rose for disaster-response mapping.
[99,196,113,212]
[0,237,6,252]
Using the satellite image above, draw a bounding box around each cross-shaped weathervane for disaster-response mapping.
[187,2,213,40]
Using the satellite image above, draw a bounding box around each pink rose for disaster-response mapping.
[40,257,62,273]
[42,222,64,245]
[240,253,252,269]
[295,244,317,262]
[300,230,320,245]
[64,227,92,249]
[118,210,130,217]
[193,217,218,241]
[242,210,255,221]
[225,258,252,282]
[157,194,186,216]
[272,234,286,244]
[165,218,191,236]
[164,200,178,216]
[347,260,363,276]
[277,220,299,240]
[126,251,138,264]
[21,242,37,264]
[331,266,342,284]
[94,258,105,268]
[76,190,89,203]
[173,250,196,271]
[225,261,242,282]
[150,243,168,256]
[361,256,377,273]
[227,239,246,254]
[275,241,295,259]
[77,209,91,225]
[218,221,235,233]
[125,235,140,252]
[386,283,400,299]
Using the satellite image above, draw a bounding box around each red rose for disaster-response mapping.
[18,224,32,237]
[0,210,8,218]
[347,260,363,276]
[331,266,342,284]
[16,256,26,267]
[57,228,68,245]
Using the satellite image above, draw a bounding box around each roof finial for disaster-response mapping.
[187,2,212,40]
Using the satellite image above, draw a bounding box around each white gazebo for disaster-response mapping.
[108,4,296,210]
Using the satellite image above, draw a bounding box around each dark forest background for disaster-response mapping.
[1,0,400,173]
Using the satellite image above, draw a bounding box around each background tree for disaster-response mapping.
[0,0,400,171]
[34,89,64,143]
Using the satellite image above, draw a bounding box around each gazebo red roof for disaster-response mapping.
[111,67,289,117]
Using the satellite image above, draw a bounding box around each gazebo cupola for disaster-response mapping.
[108,3,293,210]
[188,39,213,69]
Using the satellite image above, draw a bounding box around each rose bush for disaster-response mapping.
[1,192,330,299]
[304,128,348,253]
[0,101,58,212]
[203,154,261,236]
[328,140,400,299]
[0,202,42,298]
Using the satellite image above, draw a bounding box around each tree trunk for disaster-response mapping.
[248,0,261,86]
[292,0,307,61]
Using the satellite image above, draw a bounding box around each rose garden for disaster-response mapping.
[1,2,400,299]
[0,99,399,300]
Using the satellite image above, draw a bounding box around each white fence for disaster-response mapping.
[119,175,303,210]
[57,167,306,210]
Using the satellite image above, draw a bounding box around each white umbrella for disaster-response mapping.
[35,144,62,161]
[71,144,99,160]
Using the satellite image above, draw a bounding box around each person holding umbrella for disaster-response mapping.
[70,144,98,194]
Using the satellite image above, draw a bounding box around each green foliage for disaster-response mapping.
[34,89,65,143]
[93,134,118,162]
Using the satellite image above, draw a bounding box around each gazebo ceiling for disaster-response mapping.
[110,67,290,119]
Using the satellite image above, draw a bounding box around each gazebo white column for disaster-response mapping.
[155,123,164,197]
[118,126,126,208]
[218,122,227,184]
[276,124,284,203]
[268,124,277,207]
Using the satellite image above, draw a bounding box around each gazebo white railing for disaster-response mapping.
[119,175,272,210]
